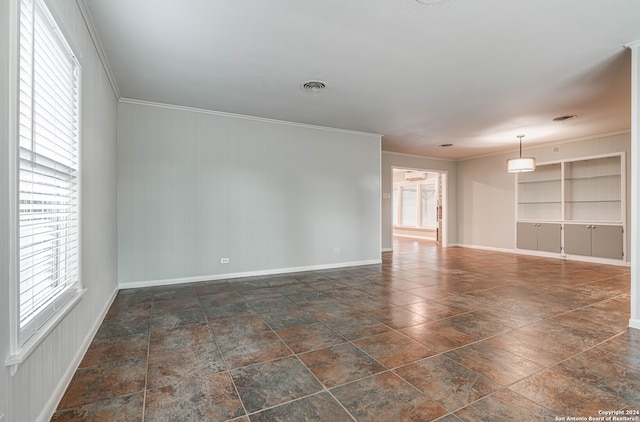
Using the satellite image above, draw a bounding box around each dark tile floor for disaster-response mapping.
[52,238,639,421]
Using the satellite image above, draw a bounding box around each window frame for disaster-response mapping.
[6,0,85,376]
[393,178,438,229]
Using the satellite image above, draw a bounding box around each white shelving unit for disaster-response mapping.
[517,163,562,221]
[564,155,622,222]
[516,153,625,260]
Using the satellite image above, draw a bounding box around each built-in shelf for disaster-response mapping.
[516,153,625,260]
[565,200,620,204]
[518,179,561,184]
[564,155,622,222]
[517,163,562,221]
[565,174,620,181]
[517,155,622,222]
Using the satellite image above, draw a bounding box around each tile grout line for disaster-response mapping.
[140,294,154,421]
[59,244,634,421]
[473,328,634,416]
[205,308,251,421]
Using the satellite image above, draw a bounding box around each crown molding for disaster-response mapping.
[625,39,640,49]
[75,0,120,99]
[459,129,632,162]
[381,150,455,162]
[119,98,383,139]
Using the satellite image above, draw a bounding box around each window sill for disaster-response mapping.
[5,288,87,376]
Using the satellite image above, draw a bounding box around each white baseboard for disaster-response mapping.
[454,243,630,267]
[453,243,514,254]
[562,253,631,267]
[119,259,383,290]
[38,287,119,422]
[629,319,640,330]
[381,248,393,252]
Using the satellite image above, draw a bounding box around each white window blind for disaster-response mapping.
[18,0,81,344]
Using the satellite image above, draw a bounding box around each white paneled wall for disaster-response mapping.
[0,0,119,421]
[117,101,382,287]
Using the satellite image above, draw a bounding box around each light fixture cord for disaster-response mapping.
[517,135,524,158]
[519,137,522,158]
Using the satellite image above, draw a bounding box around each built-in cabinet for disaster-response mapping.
[564,224,623,260]
[516,153,625,261]
[516,222,561,253]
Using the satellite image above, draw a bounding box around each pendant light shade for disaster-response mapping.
[507,157,536,172]
[507,135,536,173]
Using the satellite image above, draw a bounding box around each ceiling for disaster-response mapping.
[82,0,640,160]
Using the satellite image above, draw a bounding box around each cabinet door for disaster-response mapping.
[564,224,591,256]
[516,223,538,250]
[591,225,623,259]
[537,223,561,253]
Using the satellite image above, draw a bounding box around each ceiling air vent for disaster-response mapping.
[552,114,577,122]
[301,80,327,94]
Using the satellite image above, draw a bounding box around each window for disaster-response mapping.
[393,178,438,228]
[17,0,81,345]
[400,185,417,227]
[420,182,437,227]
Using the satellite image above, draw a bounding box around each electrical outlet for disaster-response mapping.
[220,258,230,264]
[332,248,341,254]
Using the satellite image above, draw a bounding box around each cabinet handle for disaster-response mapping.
[592,226,596,229]
[586,225,592,229]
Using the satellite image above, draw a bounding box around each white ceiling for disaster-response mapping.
[83,0,640,159]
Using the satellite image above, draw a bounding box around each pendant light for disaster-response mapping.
[507,134,536,173]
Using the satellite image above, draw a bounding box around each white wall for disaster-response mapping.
[0,0,119,421]
[628,40,639,329]
[0,2,11,419]
[117,101,382,287]
[457,132,632,258]
[381,152,457,250]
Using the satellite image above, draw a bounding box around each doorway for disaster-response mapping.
[391,167,447,246]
